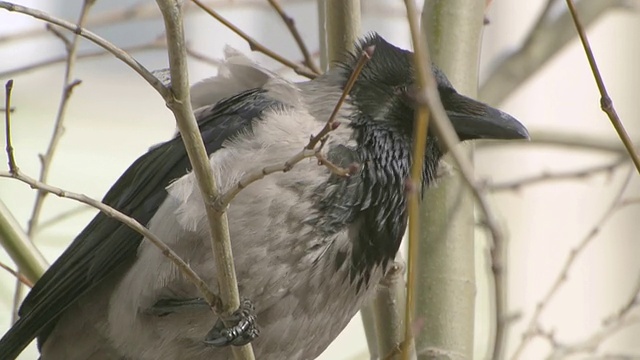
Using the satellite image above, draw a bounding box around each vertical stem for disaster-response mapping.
[324,0,361,67]
[155,1,253,359]
[417,1,485,359]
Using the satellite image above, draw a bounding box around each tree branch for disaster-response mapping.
[511,168,636,359]
[267,0,321,74]
[0,260,33,287]
[0,1,170,99]
[564,0,640,174]
[480,0,637,105]
[28,0,94,237]
[215,50,370,211]
[155,0,254,358]
[190,0,317,79]
[403,1,431,358]
[487,156,628,192]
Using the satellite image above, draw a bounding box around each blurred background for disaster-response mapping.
[0,0,639,359]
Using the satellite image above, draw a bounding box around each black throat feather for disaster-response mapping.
[309,33,444,291]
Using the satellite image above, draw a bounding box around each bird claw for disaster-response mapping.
[204,298,259,347]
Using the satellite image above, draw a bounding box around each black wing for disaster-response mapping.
[0,89,283,359]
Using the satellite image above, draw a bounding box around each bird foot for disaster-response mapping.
[204,298,259,347]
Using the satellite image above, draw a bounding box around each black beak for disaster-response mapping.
[440,90,529,141]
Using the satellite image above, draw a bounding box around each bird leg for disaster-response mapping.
[204,298,259,347]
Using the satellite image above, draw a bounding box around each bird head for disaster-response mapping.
[338,33,528,168]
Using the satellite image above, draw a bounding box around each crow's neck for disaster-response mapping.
[347,118,413,289]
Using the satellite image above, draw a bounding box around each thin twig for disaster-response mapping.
[0,40,167,79]
[510,168,635,359]
[4,80,17,173]
[480,0,636,105]
[267,0,322,74]
[0,262,33,287]
[602,269,640,327]
[191,0,317,79]
[12,0,95,323]
[564,0,640,174]
[215,49,372,210]
[545,315,640,359]
[488,156,628,192]
[28,0,94,236]
[306,49,372,149]
[0,1,170,99]
[0,0,317,45]
[1,84,48,285]
[403,1,431,359]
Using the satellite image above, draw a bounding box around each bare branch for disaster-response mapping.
[488,156,628,192]
[511,168,636,359]
[267,0,322,74]
[191,0,317,79]
[480,0,636,105]
[564,0,640,174]
[155,1,254,358]
[0,1,170,99]
[545,315,640,359]
[4,80,17,173]
[0,40,167,78]
[0,0,317,45]
[0,261,32,287]
[27,0,94,236]
[0,82,48,284]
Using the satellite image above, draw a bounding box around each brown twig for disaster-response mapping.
[564,0,640,174]
[402,2,431,359]
[0,261,33,287]
[11,1,94,323]
[215,49,372,210]
[4,80,17,173]
[190,0,317,79]
[488,156,628,192]
[267,0,321,74]
[545,315,640,359]
[307,48,372,149]
[28,0,94,236]
[510,168,635,359]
